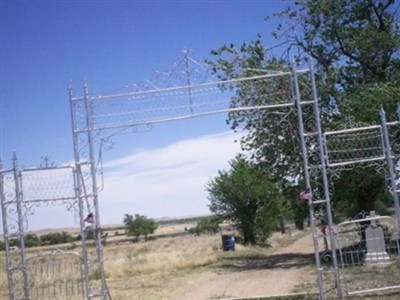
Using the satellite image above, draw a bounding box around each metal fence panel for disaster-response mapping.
[337,212,400,296]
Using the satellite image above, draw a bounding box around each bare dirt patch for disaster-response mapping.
[1,228,319,300]
[167,231,318,300]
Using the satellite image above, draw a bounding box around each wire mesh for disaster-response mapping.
[324,126,384,167]
[88,72,298,131]
[20,167,76,202]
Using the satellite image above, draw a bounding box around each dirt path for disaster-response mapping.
[168,232,318,300]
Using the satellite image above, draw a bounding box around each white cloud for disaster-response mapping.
[0,130,246,233]
[98,130,244,223]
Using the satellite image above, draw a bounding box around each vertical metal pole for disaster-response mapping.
[0,159,14,300]
[69,85,90,299]
[12,153,30,299]
[381,108,400,234]
[291,63,325,300]
[83,82,108,299]
[309,62,342,299]
[182,49,194,114]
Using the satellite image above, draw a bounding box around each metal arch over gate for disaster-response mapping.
[68,52,315,299]
[3,51,400,299]
[68,52,400,299]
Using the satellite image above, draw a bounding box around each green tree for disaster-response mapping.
[207,37,310,227]
[274,0,399,91]
[123,214,158,241]
[189,216,220,235]
[207,40,301,181]
[273,0,400,217]
[208,0,400,220]
[83,228,104,241]
[24,234,40,248]
[206,155,281,245]
[40,231,75,245]
[9,238,20,248]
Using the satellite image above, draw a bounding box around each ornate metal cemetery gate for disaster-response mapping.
[295,64,400,299]
[2,52,400,299]
[0,156,85,299]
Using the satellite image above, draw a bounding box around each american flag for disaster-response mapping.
[84,213,95,224]
[300,188,312,201]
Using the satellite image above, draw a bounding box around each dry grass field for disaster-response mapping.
[0,255,6,297]
[1,226,314,300]
[101,229,315,299]
[104,233,223,299]
[3,224,400,300]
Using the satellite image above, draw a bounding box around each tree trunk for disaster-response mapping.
[279,215,286,234]
[295,218,304,230]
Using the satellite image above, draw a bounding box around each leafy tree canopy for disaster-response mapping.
[123,214,158,241]
[273,0,400,121]
[188,216,221,235]
[207,0,400,219]
[206,155,282,245]
[275,0,400,89]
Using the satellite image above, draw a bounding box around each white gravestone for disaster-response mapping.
[365,212,390,264]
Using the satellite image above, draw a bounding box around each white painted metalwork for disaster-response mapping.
[3,50,400,300]
[68,52,307,300]
[71,72,307,132]
[26,250,84,300]
[294,62,341,299]
[296,60,400,299]
[0,155,84,300]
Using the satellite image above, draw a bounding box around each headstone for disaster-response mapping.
[365,211,390,264]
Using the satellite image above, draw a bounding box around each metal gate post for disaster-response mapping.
[69,84,91,299]
[1,154,31,300]
[69,82,109,299]
[0,159,14,299]
[309,62,342,299]
[291,63,325,300]
[82,81,108,299]
[12,154,30,299]
[380,108,400,238]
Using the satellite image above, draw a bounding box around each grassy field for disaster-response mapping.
[101,228,316,299]
[0,225,302,300]
[2,224,400,300]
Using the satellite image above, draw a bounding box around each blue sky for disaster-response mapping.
[0,0,291,230]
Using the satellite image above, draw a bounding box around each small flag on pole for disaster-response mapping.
[84,212,95,224]
[300,188,312,201]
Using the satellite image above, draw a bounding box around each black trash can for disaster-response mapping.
[221,234,235,251]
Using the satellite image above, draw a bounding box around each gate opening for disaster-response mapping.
[2,52,400,300]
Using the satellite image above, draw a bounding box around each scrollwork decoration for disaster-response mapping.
[101,50,212,96]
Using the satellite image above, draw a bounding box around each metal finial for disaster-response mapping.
[42,155,50,168]
[182,47,192,57]
[12,152,18,167]
[83,79,89,96]
[68,81,74,97]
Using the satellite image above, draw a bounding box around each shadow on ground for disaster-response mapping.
[217,252,315,271]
